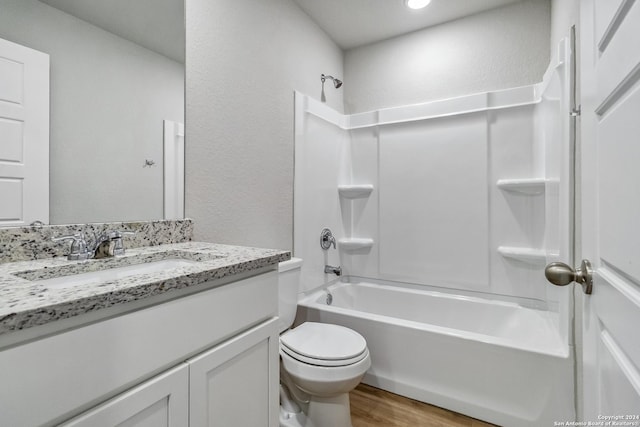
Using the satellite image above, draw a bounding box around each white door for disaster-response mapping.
[580,0,640,418]
[188,318,280,427]
[60,364,189,427]
[0,37,49,226]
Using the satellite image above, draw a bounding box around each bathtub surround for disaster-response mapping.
[551,0,579,53]
[185,0,343,250]
[0,0,184,224]
[343,0,550,113]
[0,219,193,264]
[294,73,570,302]
[293,37,574,424]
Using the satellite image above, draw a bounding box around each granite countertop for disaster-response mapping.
[0,242,290,336]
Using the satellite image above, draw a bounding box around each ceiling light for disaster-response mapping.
[405,0,431,10]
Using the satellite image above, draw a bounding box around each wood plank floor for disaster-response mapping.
[350,384,497,427]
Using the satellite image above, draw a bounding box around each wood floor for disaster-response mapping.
[350,384,497,427]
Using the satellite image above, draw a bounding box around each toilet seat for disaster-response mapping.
[280,322,368,367]
[281,345,368,367]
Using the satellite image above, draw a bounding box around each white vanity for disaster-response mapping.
[0,239,289,427]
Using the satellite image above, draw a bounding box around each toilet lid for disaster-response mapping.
[280,322,367,362]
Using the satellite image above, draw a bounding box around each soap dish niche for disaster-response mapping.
[338,185,374,199]
[339,238,374,251]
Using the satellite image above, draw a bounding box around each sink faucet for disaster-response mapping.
[53,230,135,260]
[324,265,342,276]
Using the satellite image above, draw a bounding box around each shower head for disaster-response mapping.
[321,74,343,89]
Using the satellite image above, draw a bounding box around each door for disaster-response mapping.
[0,37,49,226]
[580,0,640,418]
[60,364,189,427]
[188,318,280,427]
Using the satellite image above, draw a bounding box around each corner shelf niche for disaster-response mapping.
[496,178,546,195]
[497,246,546,264]
[338,184,374,199]
[338,238,374,251]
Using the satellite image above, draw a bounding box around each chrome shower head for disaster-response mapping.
[321,74,343,89]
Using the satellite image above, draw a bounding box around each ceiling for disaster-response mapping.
[292,0,529,50]
[38,0,531,61]
[39,0,185,63]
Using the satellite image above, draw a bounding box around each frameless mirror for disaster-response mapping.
[0,0,185,225]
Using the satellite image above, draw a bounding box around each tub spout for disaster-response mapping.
[324,265,342,276]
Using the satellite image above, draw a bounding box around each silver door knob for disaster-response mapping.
[544,259,593,294]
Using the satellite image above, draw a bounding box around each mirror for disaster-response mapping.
[0,0,185,225]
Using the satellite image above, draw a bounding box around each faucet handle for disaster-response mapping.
[320,228,336,250]
[109,230,136,256]
[52,233,91,261]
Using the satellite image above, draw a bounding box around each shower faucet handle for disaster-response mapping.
[320,228,336,250]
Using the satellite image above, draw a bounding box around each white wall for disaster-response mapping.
[0,0,185,224]
[343,0,550,113]
[185,0,343,250]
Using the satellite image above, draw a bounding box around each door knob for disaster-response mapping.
[544,259,593,294]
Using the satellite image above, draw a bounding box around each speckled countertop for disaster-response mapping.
[0,242,290,335]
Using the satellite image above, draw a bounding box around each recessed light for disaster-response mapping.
[405,0,431,10]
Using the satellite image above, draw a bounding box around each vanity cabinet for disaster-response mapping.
[0,270,279,427]
[61,318,279,427]
[189,317,279,427]
[60,364,189,427]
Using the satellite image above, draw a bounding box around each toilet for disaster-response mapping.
[278,258,371,427]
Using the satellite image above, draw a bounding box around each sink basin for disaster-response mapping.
[31,259,199,290]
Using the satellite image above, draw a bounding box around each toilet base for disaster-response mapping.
[307,393,353,427]
[280,393,352,427]
[280,382,353,427]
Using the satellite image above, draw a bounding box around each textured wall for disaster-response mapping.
[185,0,343,250]
[0,0,184,224]
[343,0,550,113]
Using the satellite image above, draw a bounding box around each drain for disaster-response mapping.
[326,292,333,306]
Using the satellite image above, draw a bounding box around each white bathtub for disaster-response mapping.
[295,278,575,426]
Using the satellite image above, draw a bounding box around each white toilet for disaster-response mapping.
[278,258,371,427]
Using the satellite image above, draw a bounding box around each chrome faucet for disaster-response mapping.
[324,265,342,276]
[52,230,135,260]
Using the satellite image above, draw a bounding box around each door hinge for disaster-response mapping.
[570,105,581,117]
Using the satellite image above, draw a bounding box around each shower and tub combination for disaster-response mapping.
[292,39,575,426]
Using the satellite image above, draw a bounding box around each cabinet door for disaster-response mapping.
[60,364,188,427]
[189,318,280,427]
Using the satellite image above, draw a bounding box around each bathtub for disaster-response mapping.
[295,278,575,426]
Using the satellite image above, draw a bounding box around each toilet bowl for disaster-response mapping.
[278,258,371,427]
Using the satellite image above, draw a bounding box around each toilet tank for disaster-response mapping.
[278,257,303,333]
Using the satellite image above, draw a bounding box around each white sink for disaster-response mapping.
[33,259,199,290]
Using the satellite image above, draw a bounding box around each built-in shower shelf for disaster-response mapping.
[498,246,546,263]
[496,178,546,194]
[338,184,374,199]
[338,238,374,251]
